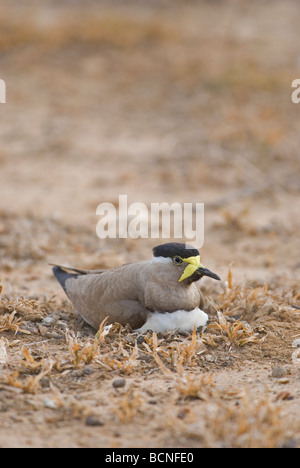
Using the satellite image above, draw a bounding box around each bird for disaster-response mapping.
[52,242,221,333]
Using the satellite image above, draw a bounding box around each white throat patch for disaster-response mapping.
[136,308,208,333]
[151,256,172,264]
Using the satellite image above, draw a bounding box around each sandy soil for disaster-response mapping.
[0,0,300,448]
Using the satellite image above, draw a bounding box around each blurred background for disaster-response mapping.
[0,0,299,294]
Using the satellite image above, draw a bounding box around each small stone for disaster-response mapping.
[272,366,287,378]
[136,336,145,345]
[221,357,234,367]
[276,391,293,401]
[82,366,94,375]
[278,377,290,384]
[42,316,55,327]
[44,398,57,410]
[85,415,104,427]
[112,378,126,388]
[139,354,152,363]
[292,338,300,348]
[178,330,190,337]
[205,354,215,363]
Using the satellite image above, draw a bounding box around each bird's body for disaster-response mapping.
[52,243,220,332]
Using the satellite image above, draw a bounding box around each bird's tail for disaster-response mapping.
[51,265,81,294]
[51,264,106,294]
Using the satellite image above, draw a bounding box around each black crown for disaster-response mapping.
[153,242,199,259]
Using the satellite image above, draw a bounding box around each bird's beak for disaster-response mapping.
[178,255,221,282]
[197,266,221,281]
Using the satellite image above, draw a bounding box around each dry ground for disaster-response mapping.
[0,0,300,448]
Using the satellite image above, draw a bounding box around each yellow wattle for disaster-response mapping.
[178,255,204,282]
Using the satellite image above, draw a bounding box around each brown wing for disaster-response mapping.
[53,263,150,329]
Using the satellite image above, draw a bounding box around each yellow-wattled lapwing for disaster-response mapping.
[52,242,220,332]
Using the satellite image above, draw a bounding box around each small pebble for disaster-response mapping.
[276,391,293,401]
[272,366,287,378]
[44,398,57,410]
[178,330,190,337]
[136,336,145,345]
[139,354,152,363]
[82,366,94,375]
[205,354,215,363]
[85,415,104,427]
[42,316,55,327]
[112,378,126,388]
[278,377,290,384]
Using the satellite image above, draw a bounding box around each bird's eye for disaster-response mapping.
[172,256,183,265]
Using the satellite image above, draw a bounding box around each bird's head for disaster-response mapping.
[152,242,221,284]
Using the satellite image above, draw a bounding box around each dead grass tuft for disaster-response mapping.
[65,330,100,368]
[3,363,53,395]
[142,327,206,369]
[0,311,31,335]
[201,392,296,448]
[0,297,48,322]
[208,311,261,347]
[204,267,299,325]
[166,389,298,448]
[112,390,144,423]
[175,368,214,401]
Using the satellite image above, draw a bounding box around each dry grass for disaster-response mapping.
[208,311,261,347]
[204,267,300,325]
[0,311,30,335]
[0,297,48,322]
[142,327,206,369]
[0,259,299,446]
[168,391,298,449]
[65,330,100,368]
[4,363,53,395]
[0,285,299,446]
[112,390,144,423]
